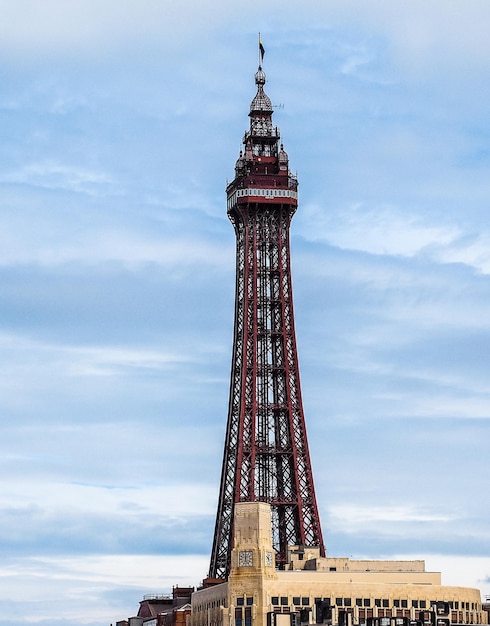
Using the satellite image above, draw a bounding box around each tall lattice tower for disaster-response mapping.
[209,57,325,581]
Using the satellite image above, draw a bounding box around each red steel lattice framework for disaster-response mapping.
[208,63,325,580]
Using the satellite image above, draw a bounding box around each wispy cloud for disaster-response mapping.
[437,233,490,275]
[0,161,114,195]
[0,332,191,382]
[302,203,460,257]
[299,202,490,276]
[0,212,233,268]
[0,554,208,624]
[0,2,489,624]
[331,504,454,528]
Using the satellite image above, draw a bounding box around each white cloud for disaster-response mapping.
[0,0,237,61]
[430,556,490,594]
[330,504,453,530]
[301,202,460,259]
[396,555,490,598]
[0,213,232,268]
[0,333,190,382]
[0,161,114,195]
[1,0,489,77]
[0,481,216,518]
[437,233,490,275]
[66,346,187,377]
[0,554,208,623]
[314,1,490,76]
[297,201,490,280]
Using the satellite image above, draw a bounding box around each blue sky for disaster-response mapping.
[1,1,489,624]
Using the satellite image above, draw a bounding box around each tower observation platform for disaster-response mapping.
[209,63,325,580]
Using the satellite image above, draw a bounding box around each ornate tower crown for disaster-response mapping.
[250,67,273,114]
[240,65,281,161]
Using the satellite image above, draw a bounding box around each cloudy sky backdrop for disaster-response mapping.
[1,1,489,625]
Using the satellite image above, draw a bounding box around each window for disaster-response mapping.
[272,598,279,606]
[281,597,288,606]
[420,601,426,609]
[394,600,400,608]
[344,599,352,607]
[375,600,381,608]
[336,599,342,607]
[235,607,242,626]
[356,599,362,607]
[246,598,253,606]
[293,598,301,606]
[302,598,309,606]
[382,600,389,608]
[364,600,371,607]
[245,607,252,626]
[237,598,244,606]
[412,601,419,609]
[401,600,408,608]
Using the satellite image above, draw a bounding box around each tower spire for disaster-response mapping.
[209,56,325,581]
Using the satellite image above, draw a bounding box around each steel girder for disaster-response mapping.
[208,62,325,581]
[209,203,324,580]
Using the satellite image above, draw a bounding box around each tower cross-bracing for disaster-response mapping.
[209,62,325,580]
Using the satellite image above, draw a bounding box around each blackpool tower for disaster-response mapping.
[209,55,325,581]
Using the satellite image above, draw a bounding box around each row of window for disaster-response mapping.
[272,598,310,606]
[336,600,420,609]
[227,188,298,209]
[235,188,296,197]
[269,598,478,611]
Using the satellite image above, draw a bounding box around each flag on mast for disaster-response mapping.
[259,38,265,62]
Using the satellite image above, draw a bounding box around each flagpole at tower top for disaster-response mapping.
[258,33,265,68]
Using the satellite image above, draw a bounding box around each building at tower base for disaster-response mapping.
[192,503,487,626]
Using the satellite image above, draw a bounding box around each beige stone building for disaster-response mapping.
[192,503,486,626]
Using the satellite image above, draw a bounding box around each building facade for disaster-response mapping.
[193,503,487,626]
[117,588,194,626]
